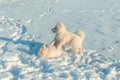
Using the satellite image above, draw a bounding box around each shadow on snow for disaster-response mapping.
[0,36,42,56]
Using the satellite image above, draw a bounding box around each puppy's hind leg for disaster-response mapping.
[73,47,83,54]
[73,48,79,54]
[78,46,83,54]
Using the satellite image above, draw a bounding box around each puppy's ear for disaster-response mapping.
[59,22,63,24]
[59,22,65,28]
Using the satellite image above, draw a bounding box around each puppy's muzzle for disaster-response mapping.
[51,28,56,33]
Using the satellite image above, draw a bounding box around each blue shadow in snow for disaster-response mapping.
[40,60,54,73]
[0,37,42,56]
[9,66,22,80]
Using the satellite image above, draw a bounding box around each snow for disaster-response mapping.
[0,0,120,80]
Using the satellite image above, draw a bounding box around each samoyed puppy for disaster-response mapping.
[51,22,85,54]
[40,41,63,58]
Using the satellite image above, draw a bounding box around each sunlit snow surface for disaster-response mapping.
[0,0,120,80]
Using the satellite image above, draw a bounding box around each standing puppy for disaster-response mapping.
[51,22,85,54]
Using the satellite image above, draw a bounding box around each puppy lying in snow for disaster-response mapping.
[40,41,63,58]
[51,22,85,54]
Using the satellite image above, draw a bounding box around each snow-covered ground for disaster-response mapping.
[0,0,120,80]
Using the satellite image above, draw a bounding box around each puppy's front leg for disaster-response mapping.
[57,42,64,51]
[49,41,55,47]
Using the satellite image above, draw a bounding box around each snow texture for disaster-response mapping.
[0,0,120,80]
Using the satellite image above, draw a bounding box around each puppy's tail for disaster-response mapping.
[75,31,85,40]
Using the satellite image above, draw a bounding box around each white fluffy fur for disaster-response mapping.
[52,22,85,54]
[40,41,63,58]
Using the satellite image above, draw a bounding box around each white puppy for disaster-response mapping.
[40,41,63,58]
[51,22,85,54]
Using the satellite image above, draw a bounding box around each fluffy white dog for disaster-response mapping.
[51,22,85,54]
[40,41,63,58]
